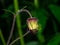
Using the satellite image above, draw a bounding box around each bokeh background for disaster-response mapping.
[0,0,60,45]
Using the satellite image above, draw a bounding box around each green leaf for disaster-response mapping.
[49,5,60,22]
[47,33,60,45]
[2,5,14,18]
[53,20,58,34]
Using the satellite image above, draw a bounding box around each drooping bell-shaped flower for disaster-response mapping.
[27,17,39,33]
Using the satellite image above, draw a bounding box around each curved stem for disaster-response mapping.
[9,31,30,45]
[3,9,16,45]
[2,9,15,15]
[3,6,32,45]
[16,9,32,18]
[7,16,16,45]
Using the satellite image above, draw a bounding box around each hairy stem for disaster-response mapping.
[2,9,16,45]
[3,7,32,45]
[7,16,16,45]
[9,31,30,45]
[16,9,32,18]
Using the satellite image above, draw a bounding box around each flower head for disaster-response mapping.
[27,17,39,33]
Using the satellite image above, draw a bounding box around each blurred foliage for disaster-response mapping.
[0,0,60,45]
[49,5,60,22]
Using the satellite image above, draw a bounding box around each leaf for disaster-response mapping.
[47,33,60,45]
[49,5,60,22]
[53,20,58,34]
[1,5,14,18]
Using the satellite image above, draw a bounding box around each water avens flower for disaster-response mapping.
[3,6,39,45]
[27,17,39,33]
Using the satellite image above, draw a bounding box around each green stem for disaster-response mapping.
[0,30,6,45]
[13,0,25,45]
[9,31,30,45]
[34,0,39,8]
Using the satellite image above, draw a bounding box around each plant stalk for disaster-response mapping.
[13,0,25,45]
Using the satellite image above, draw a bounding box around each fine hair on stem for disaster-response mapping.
[3,6,32,45]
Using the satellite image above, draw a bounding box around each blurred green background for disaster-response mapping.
[0,0,60,45]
